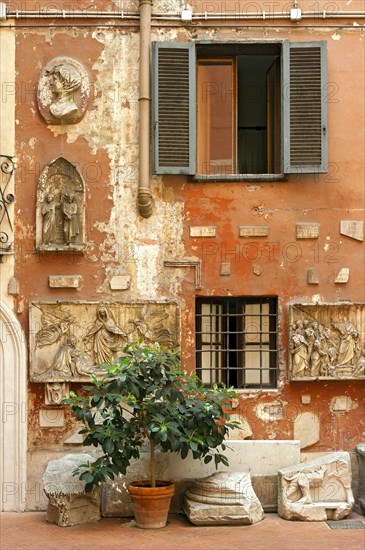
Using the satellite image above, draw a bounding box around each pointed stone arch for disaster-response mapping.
[0,300,27,511]
[36,157,85,253]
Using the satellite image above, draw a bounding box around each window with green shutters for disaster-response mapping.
[152,40,328,179]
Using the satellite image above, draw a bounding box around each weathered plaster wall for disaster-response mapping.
[5,0,364,509]
[0,24,16,306]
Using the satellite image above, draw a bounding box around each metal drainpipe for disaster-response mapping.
[137,0,153,218]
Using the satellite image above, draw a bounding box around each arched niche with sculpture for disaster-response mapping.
[36,157,85,253]
[37,57,90,125]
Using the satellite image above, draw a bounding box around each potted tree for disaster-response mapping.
[63,341,237,528]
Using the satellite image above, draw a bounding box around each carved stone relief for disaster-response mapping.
[30,301,179,382]
[36,157,85,253]
[37,57,89,125]
[289,304,365,381]
[278,452,354,521]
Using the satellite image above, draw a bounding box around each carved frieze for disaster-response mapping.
[288,303,365,381]
[36,157,85,253]
[30,301,179,382]
[37,57,89,125]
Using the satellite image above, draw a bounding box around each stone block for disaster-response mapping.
[251,475,278,512]
[48,275,81,288]
[39,409,64,428]
[356,444,365,514]
[167,440,301,480]
[335,268,350,283]
[296,223,320,239]
[189,226,216,237]
[183,472,264,525]
[239,226,269,237]
[109,275,131,290]
[293,411,320,449]
[278,452,354,521]
[340,220,364,241]
[43,453,101,526]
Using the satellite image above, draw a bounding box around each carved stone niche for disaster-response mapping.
[37,57,89,125]
[29,301,179,383]
[36,157,85,253]
[288,303,365,381]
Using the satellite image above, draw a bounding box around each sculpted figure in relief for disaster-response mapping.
[62,191,80,244]
[84,305,128,364]
[41,192,60,244]
[332,318,359,366]
[284,465,327,504]
[47,63,82,121]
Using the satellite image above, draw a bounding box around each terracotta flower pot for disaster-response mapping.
[127,480,175,529]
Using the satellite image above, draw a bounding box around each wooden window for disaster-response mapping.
[152,41,328,178]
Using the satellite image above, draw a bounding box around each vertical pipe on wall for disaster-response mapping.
[138,0,154,218]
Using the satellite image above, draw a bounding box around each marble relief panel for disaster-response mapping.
[288,303,365,381]
[30,302,179,382]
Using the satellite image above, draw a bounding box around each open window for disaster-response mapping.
[152,41,328,179]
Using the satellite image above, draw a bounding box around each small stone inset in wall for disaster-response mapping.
[307,268,319,284]
[335,268,349,283]
[39,408,64,428]
[189,226,216,237]
[220,262,231,276]
[340,220,364,241]
[7,276,19,295]
[110,275,131,290]
[293,411,320,450]
[296,223,320,239]
[45,382,69,405]
[239,226,269,238]
[49,275,81,289]
[37,57,90,125]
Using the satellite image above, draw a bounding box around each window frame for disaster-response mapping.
[195,296,279,390]
[152,39,328,179]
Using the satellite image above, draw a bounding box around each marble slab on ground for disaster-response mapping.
[183,472,264,525]
[278,452,354,521]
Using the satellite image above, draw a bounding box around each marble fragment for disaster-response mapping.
[43,453,101,527]
[278,452,354,521]
[183,472,264,525]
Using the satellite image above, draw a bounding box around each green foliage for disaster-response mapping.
[63,341,238,491]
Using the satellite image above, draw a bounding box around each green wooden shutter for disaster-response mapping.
[152,42,196,175]
[283,41,328,174]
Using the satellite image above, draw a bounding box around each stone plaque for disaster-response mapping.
[288,303,365,381]
[37,57,90,125]
[296,223,320,239]
[30,301,179,382]
[189,226,216,237]
[335,268,350,284]
[49,275,81,288]
[340,220,364,241]
[239,226,269,238]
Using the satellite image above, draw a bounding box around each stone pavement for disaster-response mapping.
[1,512,364,550]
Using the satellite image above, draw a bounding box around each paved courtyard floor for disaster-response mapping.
[0,512,364,550]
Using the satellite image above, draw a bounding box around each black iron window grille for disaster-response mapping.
[196,296,278,389]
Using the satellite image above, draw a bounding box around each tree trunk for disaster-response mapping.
[150,438,156,487]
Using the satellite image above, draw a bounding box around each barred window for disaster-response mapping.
[196,297,278,389]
